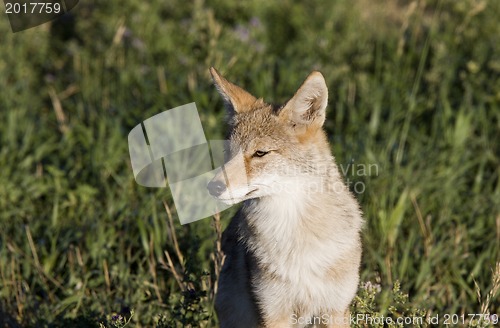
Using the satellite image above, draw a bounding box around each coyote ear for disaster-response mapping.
[280,71,328,129]
[210,67,258,115]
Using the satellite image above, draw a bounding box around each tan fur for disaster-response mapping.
[209,68,363,328]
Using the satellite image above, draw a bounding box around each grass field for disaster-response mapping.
[0,0,499,327]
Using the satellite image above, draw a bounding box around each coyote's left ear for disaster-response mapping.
[210,67,258,115]
[280,71,328,129]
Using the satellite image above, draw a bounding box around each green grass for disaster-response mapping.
[0,0,499,326]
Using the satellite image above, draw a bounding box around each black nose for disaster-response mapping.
[207,180,226,197]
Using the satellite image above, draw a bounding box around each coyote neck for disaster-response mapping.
[243,179,358,248]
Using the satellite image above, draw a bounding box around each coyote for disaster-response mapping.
[208,67,363,328]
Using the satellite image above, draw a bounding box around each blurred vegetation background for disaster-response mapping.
[0,0,499,327]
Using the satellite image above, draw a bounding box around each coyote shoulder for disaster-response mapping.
[208,67,363,328]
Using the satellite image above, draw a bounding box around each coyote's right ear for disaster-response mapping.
[210,67,258,115]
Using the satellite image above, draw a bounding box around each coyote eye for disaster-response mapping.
[253,150,269,157]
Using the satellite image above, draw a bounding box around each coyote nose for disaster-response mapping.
[207,180,226,197]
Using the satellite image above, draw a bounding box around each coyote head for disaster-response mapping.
[207,67,333,205]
